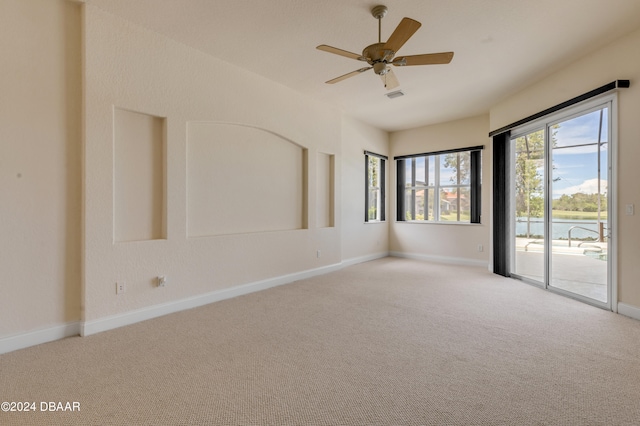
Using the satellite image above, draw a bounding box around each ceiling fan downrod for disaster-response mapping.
[371,5,388,43]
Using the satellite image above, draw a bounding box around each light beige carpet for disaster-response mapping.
[2,257,640,425]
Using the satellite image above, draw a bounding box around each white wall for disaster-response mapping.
[341,116,390,263]
[0,1,389,348]
[186,122,306,237]
[5,0,638,351]
[82,5,344,325]
[113,108,166,243]
[389,115,491,266]
[0,0,82,336]
[490,27,640,309]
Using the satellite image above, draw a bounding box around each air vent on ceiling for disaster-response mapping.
[386,90,404,99]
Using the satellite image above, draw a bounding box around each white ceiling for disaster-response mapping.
[84,0,640,132]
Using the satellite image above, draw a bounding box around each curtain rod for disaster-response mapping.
[393,145,483,161]
[364,150,388,160]
[488,80,630,137]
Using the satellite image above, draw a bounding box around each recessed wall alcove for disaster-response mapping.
[317,152,335,228]
[113,108,166,243]
[187,122,307,237]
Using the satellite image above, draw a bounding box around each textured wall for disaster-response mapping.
[83,5,342,322]
[114,108,166,243]
[341,116,390,262]
[389,115,491,266]
[186,122,306,237]
[0,0,82,336]
[316,152,335,229]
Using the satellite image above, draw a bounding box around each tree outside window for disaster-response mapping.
[396,147,481,223]
[365,152,386,222]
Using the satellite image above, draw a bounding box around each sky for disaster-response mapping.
[549,108,608,199]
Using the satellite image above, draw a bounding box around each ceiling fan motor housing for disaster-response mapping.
[363,42,394,75]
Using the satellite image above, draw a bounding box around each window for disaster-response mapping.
[396,146,482,223]
[365,151,386,222]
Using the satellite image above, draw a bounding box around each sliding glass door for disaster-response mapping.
[510,98,613,308]
[549,108,609,302]
[512,128,546,284]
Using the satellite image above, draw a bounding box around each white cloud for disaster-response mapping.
[554,178,607,197]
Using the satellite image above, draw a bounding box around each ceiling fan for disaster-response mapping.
[316,5,454,90]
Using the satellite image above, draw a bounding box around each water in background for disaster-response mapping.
[515,218,607,240]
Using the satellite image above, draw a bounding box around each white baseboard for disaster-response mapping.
[389,251,489,268]
[340,252,389,268]
[0,253,425,353]
[617,303,640,321]
[0,321,81,355]
[81,261,344,337]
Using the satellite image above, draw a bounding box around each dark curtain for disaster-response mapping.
[492,132,511,277]
[470,150,482,224]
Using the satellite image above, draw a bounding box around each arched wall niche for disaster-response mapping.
[187,122,308,237]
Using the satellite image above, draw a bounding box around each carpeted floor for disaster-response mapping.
[2,257,640,425]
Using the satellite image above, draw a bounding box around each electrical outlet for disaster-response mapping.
[157,276,167,287]
[116,281,126,295]
[478,244,484,252]
[317,250,321,258]
[626,204,634,216]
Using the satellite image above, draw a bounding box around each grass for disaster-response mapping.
[440,212,470,222]
[551,210,608,220]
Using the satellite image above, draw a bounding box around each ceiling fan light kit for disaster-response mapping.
[316,4,454,90]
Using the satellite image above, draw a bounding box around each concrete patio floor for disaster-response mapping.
[514,238,608,303]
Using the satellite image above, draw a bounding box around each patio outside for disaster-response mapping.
[514,235,607,303]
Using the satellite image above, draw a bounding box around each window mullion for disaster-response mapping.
[397,159,406,221]
[411,158,416,220]
[456,153,461,221]
[434,155,441,220]
[380,159,386,221]
[365,154,369,222]
[425,156,429,220]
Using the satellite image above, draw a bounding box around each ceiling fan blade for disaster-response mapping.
[316,44,365,61]
[325,67,372,84]
[380,68,400,90]
[393,52,454,66]
[383,18,421,54]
